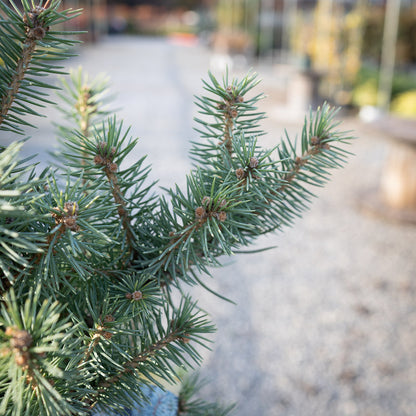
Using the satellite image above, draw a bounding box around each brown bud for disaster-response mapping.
[102,331,112,340]
[125,292,133,299]
[323,143,331,150]
[15,351,30,367]
[218,211,227,222]
[51,207,61,222]
[201,196,211,206]
[226,86,233,95]
[94,154,104,165]
[217,103,226,110]
[169,231,175,237]
[33,26,46,40]
[249,157,259,169]
[97,141,107,152]
[81,85,91,97]
[235,168,245,180]
[108,162,118,172]
[310,136,320,146]
[64,216,77,230]
[104,315,115,323]
[219,199,227,208]
[132,290,143,301]
[64,201,79,216]
[10,329,32,349]
[195,206,206,219]
[230,109,238,118]
[236,95,244,103]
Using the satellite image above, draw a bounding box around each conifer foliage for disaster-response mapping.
[0,1,354,415]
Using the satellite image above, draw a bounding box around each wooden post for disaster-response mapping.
[377,0,401,112]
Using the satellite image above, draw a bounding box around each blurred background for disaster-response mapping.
[64,0,416,118]
[2,0,416,415]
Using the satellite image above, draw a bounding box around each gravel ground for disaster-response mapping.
[2,36,415,416]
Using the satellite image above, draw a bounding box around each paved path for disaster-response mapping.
[2,36,415,416]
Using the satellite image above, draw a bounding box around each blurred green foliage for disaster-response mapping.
[352,66,416,116]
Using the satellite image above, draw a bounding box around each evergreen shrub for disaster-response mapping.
[0,1,354,414]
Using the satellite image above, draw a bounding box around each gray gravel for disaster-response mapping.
[2,36,415,416]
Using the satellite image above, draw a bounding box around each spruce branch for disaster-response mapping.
[0,35,36,127]
[24,173,116,295]
[178,373,235,416]
[0,287,83,415]
[269,105,354,222]
[144,169,260,290]
[147,81,354,294]
[87,297,215,409]
[95,331,180,392]
[192,70,265,161]
[0,142,45,293]
[0,0,80,134]
[102,159,136,259]
[0,1,48,126]
[54,100,156,265]
[55,68,113,167]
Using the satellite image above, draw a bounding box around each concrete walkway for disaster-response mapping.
[2,36,415,416]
